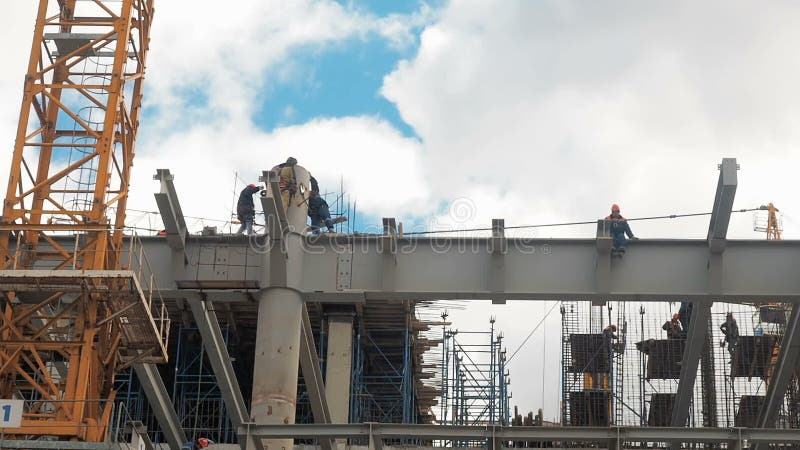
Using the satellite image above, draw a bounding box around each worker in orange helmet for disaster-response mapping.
[662,313,683,339]
[605,203,637,255]
[196,437,214,449]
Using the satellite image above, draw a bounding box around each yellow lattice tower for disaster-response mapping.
[0,0,167,441]
[765,203,782,240]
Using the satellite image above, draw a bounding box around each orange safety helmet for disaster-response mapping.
[197,438,210,448]
[611,204,620,212]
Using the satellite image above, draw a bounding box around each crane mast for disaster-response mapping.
[0,0,166,441]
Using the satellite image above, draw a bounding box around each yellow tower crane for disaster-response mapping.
[0,0,167,442]
[754,203,782,240]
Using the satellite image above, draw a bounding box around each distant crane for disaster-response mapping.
[754,203,782,240]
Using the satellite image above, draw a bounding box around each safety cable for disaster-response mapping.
[402,207,763,236]
[506,301,560,364]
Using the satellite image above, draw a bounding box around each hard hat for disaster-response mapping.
[611,204,620,212]
[248,183,256,188]
[197,438,209,448]
[672,313,679,320]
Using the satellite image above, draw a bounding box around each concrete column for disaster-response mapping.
[325,314,354,423]
[250,287,303,450]
[250,162,311,450]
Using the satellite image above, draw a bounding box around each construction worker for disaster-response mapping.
[603,324,619,355]
[720,312,739,358]
[308,190,335,234]
[603,324,618,342]
[271,157,299,212]
[236,183,262,236]
[196,437,214,449]
[662,313,683,339]
[605,204,637,254]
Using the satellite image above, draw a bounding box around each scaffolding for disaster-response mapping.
[172,324,237,444]
[114,300,441,444]
[438,316,511,427]
[560,300,800,431]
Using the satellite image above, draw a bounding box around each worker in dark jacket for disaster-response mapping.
[236,183,262,235]
[605,204,637,253]
[308,190,334,234]
[720,312,739,358]
[662,313,683,339]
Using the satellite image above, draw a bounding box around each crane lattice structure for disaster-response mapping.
[0,0,167,442]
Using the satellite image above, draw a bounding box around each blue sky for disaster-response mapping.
[254,37,418,138]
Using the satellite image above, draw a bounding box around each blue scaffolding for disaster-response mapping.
[439,316,510,427]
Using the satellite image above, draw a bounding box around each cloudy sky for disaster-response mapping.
[3,0,800,420]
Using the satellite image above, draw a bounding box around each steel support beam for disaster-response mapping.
[325,313,353,424]
[133,363,187,450]
[299,305,335,450]
[707,158,738,243]
[153,169,188,251]
[187,297,249,427]
[669,303,711,427]
[237,423,800,444]
[671,158,738,428]
[20,232,800,303]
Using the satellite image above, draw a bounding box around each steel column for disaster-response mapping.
[325,314,354,424]
[249,164,311,450]
[250,288,304,450]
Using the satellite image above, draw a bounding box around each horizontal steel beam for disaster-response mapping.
[32,236,800,302]
[237,423,800,444]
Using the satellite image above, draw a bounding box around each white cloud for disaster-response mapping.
[145,0,433,126]
[129,115,428,230]
[382,0,800,240]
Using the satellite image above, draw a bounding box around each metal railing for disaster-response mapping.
[125,233,171,352]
